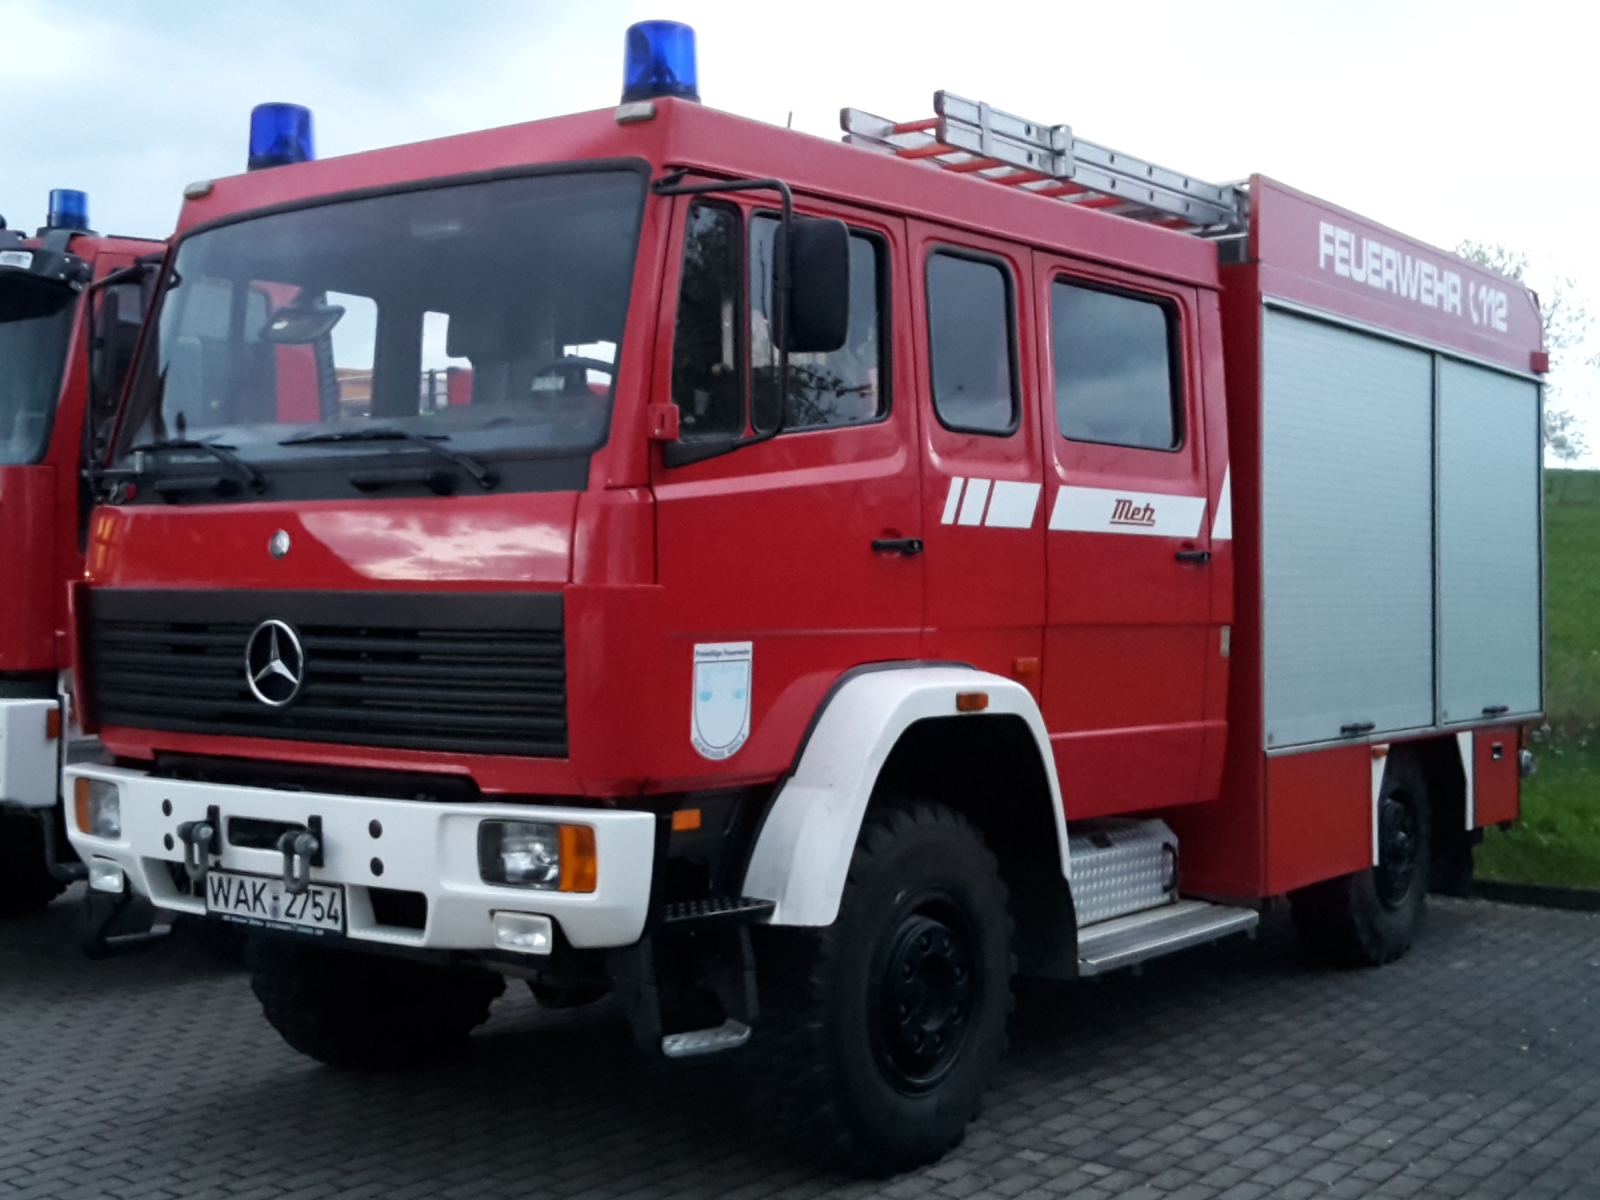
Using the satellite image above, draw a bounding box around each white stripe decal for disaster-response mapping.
[957,478,991,526]
[1212,465,1233,541]
[1048,485,1206,538]
[939,477,965,525]
[1371,746,1389,865]
[984,481,1042,529]
[1457,731,1476,829]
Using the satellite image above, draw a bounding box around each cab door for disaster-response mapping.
[909,224,1046,681]
[1034,257,1215,817]
[650,193,921,786]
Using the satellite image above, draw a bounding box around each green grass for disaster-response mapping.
[1477,734,1600,887]
[1473,469,1600,888]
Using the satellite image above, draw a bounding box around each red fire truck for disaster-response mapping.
[64,24,1543,1172]
[0,191,158,917]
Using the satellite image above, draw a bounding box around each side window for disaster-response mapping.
[1051,281,1180,450]
[750,215,887,431]
[87,279,149,458]
[926,252,1017,435]
[670,201,743,438]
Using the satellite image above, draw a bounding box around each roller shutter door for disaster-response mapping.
[1262,309,1435,747]
[1437,360,1542,723]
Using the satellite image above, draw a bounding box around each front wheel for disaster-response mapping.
[0,811,67,917]
[248,938,504,1070]
[749,802,1013,1175]
[1290,752,1432,966]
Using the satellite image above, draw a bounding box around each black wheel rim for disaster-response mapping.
[870,895,978,1092]
[1375,793,1419,909]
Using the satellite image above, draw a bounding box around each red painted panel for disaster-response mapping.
[0,467,58,671]
[1054,723,1216,820]
[1265,745,1372,896]
[1474,727,1521,826]
[1251,176,1542,373]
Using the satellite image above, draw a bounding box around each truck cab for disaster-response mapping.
[0,192,158,916]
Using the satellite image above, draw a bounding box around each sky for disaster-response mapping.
[4,0,1596,458]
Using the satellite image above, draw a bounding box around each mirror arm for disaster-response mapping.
[652,173,793,444]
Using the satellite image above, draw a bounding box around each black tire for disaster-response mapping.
[748,802,1013,1175]
[1290,752,1431,966]
[248,939,504,1070]
[0,811,67,917]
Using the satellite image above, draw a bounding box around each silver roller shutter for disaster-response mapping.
[1262,309,1436,747]
[1437,360,1542,723]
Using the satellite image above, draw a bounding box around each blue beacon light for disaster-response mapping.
[621,21,699,104]
[46,189,90,232]
[248,103,315,172]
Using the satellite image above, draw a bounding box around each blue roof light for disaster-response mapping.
[622,21,699,104]
[47,189,89,232]
[248,103,315,172]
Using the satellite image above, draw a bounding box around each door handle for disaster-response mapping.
[1174,549,1211,564]
[872,537,924,556]
[1340,721,1376,737]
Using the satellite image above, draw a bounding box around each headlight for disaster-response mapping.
[478,820,596,892]
[73,777,121,839]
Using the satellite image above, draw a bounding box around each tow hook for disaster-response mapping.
[277,816,323,895]
[176,805,222,883]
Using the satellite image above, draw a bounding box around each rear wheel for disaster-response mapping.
[1291,752,1431,966]
[0,811,67,917]
[248,939,503,1070]
[749,802,1013,1175]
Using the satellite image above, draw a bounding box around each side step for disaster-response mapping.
[1077,898,1258,977]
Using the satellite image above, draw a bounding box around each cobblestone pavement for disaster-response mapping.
[3,888,1599,1200]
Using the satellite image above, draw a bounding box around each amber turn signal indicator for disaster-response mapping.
[558,824,598,893]
[46,708,62,740]
[73,776,91,832]
[672,808,702,832]
[956,692,989,712]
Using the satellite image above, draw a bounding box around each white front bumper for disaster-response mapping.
[0,698,59,809]
[62,764,656,952]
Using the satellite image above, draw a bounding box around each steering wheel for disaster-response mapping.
[528,356,615,399]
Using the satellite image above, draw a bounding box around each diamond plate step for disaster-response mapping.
[1077,898,1259,977]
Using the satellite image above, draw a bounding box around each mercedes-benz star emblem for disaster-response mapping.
[269,530,291,558]
[244,619,305,708]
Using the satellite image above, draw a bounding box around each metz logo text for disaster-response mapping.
[1110,499,1157,527]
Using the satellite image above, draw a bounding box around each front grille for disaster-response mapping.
[90,590,567,758]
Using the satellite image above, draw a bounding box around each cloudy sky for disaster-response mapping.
[4,0,1595,458]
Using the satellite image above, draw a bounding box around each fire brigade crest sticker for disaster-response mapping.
[691,642,752,760]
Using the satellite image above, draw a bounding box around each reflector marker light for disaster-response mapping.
[621,21,699,104]
[248,103,315,171]
[47,189,89,231]
[956,692,990,712]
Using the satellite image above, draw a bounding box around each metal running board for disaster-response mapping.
[1077,899,1258,977]
[661,1019,751,1059]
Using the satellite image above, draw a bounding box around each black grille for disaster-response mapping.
[90,590,567,758]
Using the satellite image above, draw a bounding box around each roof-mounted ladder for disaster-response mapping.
[842,92,1244,235]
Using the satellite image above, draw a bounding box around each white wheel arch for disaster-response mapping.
[741,666,1070,926]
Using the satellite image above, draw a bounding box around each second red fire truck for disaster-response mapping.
[65,24,1543,1172]
[0,191,158,917]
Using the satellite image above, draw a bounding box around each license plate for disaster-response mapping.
[205,869,345,934]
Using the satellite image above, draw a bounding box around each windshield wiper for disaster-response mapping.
[129,439,265,492]
[280,427,497,490]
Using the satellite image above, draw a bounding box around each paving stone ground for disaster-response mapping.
[2,887,1599,1200]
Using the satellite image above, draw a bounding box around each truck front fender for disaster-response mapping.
[742,666,1068,926]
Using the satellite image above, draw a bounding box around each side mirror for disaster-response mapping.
[785,216,849,354]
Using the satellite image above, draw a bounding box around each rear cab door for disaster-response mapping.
[909,221,1046,684]
[1033,253,1220,817]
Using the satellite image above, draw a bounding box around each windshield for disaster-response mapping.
[114,168,645,496]
[0,274,76,465]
